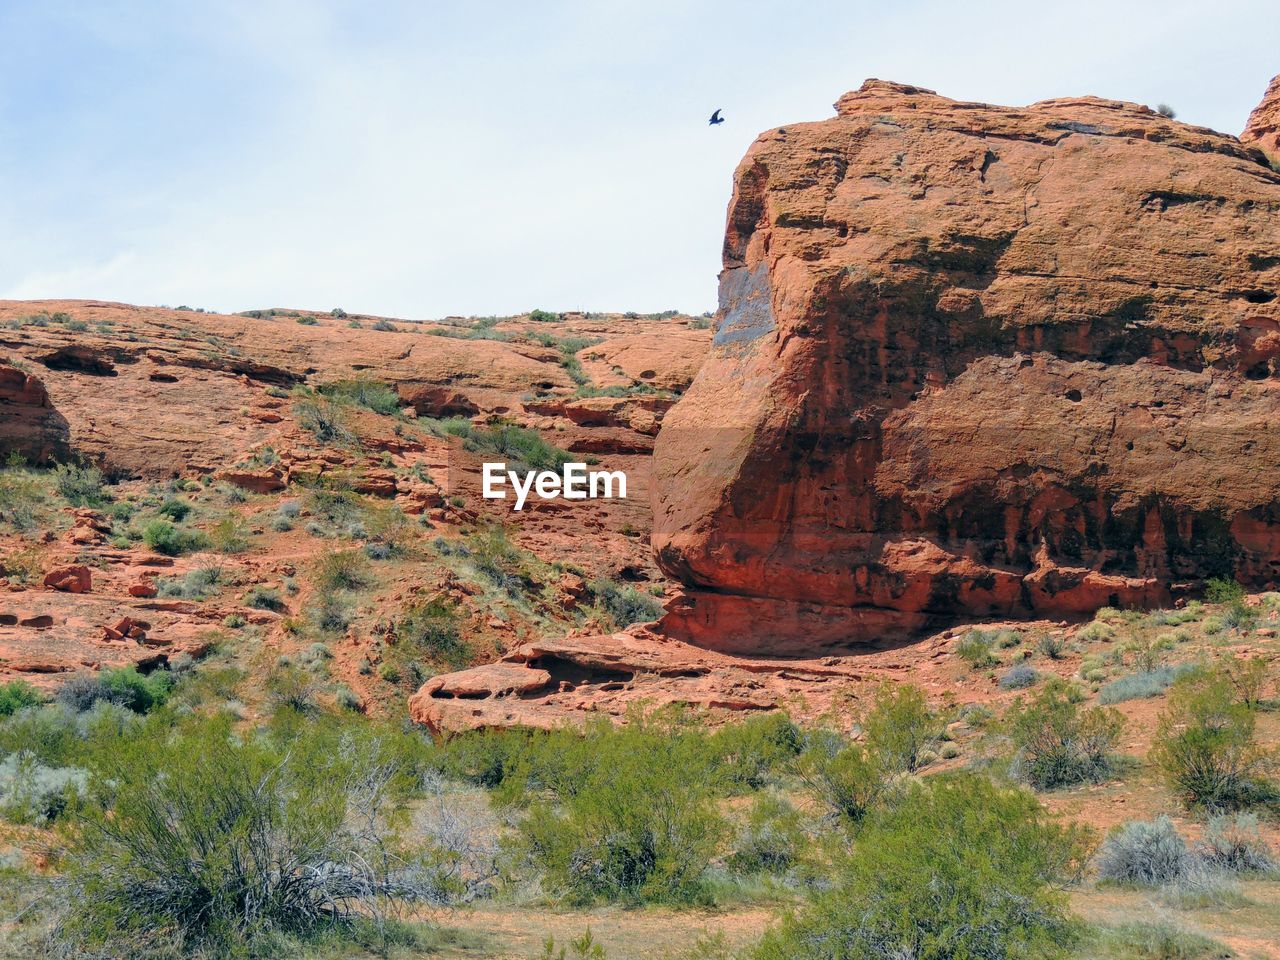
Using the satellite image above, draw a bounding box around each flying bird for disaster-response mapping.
[708,108,724,125]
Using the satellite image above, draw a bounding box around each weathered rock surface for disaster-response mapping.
[1243,73,1280,167]
[652,79,1280,653]
[408,626,870,734]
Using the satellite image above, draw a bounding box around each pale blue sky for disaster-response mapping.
[1,1,1276,318]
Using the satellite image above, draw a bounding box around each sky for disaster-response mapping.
[1,1,1277,320]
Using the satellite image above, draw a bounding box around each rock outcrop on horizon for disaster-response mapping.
[652,79,1280,654]
[1243,73,1280,167]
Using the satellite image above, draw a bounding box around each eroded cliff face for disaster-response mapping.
[653,79,1280,654]
[1243,73,1280,167]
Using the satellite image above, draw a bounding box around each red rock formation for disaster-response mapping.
[652,80,1280,654]
[0,365,68,462]
[408,626,868,734]
[1243,73,1280,167]
[43,564,91,594]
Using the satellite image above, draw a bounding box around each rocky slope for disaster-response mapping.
[0,302,707,701]
[650,78,1280,655]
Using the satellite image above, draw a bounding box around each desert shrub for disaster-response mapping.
[1098,664,1194,704]
[860,682,943,774]
[1222,655,1269,708]
[242,586,286,612]
[1077,620,1117,642]
[318,378,401,416]
[334,686,362,712]
[528,308,558,322]
[0,681,42,717]
[141,518,208,556]
[0,751,88,825]
[209,515,250,554]
[294,396,355,445]
[0,468,45,531]
[371,318,397,332]
[591,577,663,628]
[1220,600,1256,632]
[53,462,106,506]
[1038,633,1066,660]
[1096,816,1190,885]
[796,731,888,823]
[156,497,191,521]
[432,728,536,789]
[727,793,807,876]
[57,716,433,955]
[266,665,319,713]
[310,594,354,633]
[312,549,373,593]
[466,526,536,598]
[515,720,725,904]
[1151,666,1274,811]
[751,774,1090,960]
[397,597,471,669]
[1091,920,1231,960]
[270,513,294,531]
[1000,664,1040,690]
[1199,812,1276,874]
[956,629,998,668]
[1007,680,1124,789]
[56,667,173,715]
[157,564,221,599]
[429,418,575,475]
[704,712,802,792]
[1205,577,1245,605]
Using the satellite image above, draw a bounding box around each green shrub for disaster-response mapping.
[156,497,191,521]
[242,586,286,612]
[727,793,807,875]
[860,683,943,774]
[294,397,355,445]
[1090,921,1232,960]
[528,308,558,322]
[0,468,45,531]
[53,462,106,506]
[956,629,998,668]
[56,667,172,714]
[157,564,221,599]
[516,720,726,904]
[58,715,427,955]
[0,681,42,717]
[0,751,88,825]
[396,597,471,669]
[1007,680,1124,789]
[796,731,887,822]
[751,774,1090,960]
[312,549,373,593]
[1037,633,1066,659]
[141,519,209,556]
[704,712,802,792]
[318,378,401,416]
[1205,577,1245,605]
[591,578,664,628]
[1151,666,1274,811]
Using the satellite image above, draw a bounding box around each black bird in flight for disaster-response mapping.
[708,108,724,125]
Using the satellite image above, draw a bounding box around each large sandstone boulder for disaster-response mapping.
[652,80,1280,654]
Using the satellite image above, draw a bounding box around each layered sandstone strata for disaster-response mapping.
[652,79,1280,653]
